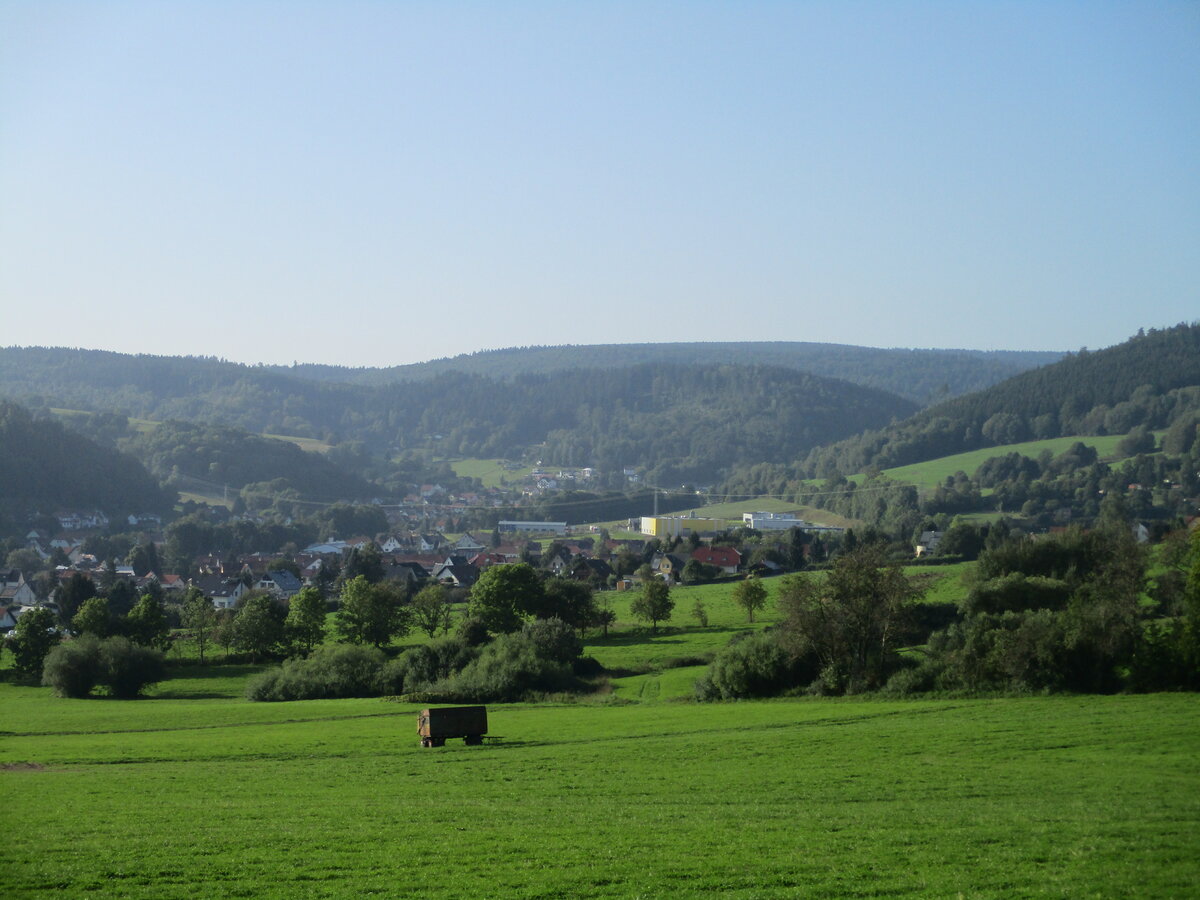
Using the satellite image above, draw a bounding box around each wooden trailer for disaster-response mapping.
[418,706,488,747]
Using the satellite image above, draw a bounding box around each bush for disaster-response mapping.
[456,617,491,647]
[437,634,576,702]
[101,636,166,698]
[246,644,387,701]
[42,636,104,698]
[379,636,479,695]
[40,636,165,699]
[696,630,817,700]
[881,659,946,696]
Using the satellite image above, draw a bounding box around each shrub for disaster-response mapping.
[423,627,581,702]
[379,636,479,695]
[696,630,817,700]
[101,636,166,698]
[42,636,104,698]
[246,644,387,701]
[40,635,164,699]
[457,617,491,647]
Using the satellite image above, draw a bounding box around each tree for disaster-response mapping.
[336,576,409,648]
[56,572,97,625]
[100,636,166,698]
[777,546,922,693]
[411,583,454,638]
[691,599,709,627]
[733,576,768,623]
[680,558,707,585]
[125,593,171,651]
[233,593,285,661]
[5,548,43,579]
[180,587,217,664]
[631,579,673,633]
[538,578,597,631]
[8,606,60,676]
[72,596,113,638]
[105,578,138,617]
[285,586,328,656]
[42,635,104,698]
[468,563,543,634]
[127,542,161,578]
[343,545,385,584]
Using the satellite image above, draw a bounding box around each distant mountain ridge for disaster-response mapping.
[267,341,1063,406]
[0,347,920,484]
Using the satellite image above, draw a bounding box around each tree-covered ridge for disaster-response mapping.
[796,323,1200,477]
[125,421,374,502]
[275,342,1061,405]
[0,342,1058,415]
[0,400,173,523]
[1,350,917,483]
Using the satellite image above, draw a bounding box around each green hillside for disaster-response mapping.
[800,323,1200,478]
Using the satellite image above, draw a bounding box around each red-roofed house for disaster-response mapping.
[691,546,741,575]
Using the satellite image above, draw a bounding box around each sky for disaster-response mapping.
[1,2,1197,368]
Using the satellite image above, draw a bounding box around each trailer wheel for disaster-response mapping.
[464,734,482,746]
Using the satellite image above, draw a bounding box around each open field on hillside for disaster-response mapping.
[2,678,1196,899]
[262,432,333,454]
[445,457,534,488]
[870,433,1146,492]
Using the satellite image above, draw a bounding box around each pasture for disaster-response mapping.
[2,677,1196,898]
[873,433,1141,492]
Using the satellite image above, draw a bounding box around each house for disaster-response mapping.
[380,535,407,553]
[387,561,430,583]
[453,533,486,555]
[653,553,689,583]
[256,570,303,599]
[432,562,478,588]
[418,533,447,553]
[691,546,742,575]
[0,571,37,607]
[571,558,613,584]
[915,531,944,557]
[192,574,246,609]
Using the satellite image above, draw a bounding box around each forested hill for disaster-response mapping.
[794,323,1200,478]
[0,349,917,484]
[270,342,1061,406]
[0,343,1058,411]
[0,401,174,527]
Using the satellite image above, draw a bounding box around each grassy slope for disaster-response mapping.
[873,433,1138,492]
[445,457,534,488]
[1,680,1196,898]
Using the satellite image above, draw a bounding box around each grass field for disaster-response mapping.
[2,676,1196,898]
[874,433,1142,492]
[262,433,333,454]
[444,458,534,488]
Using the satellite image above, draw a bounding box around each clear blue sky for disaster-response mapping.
[2,2,1196,367]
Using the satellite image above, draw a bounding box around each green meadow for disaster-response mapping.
[872,433,1142,492]
[2,675,1197,898]
[445,457,534,488]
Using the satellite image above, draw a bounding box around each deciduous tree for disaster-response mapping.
[180,587,217,664]
[631,578,673,633]
[336,577,409,648]
[733,576,768,623]
[285,586,328,656]
[468,563,543,634]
